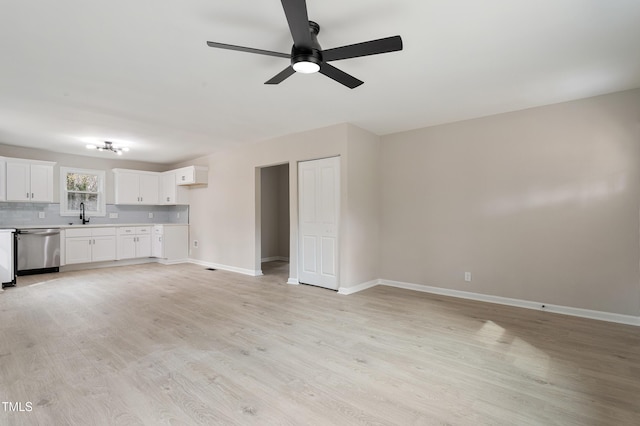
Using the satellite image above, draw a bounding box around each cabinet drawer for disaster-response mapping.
[135,226,151,234]
[118,227,135,235]
[65,228,92,238]
[92,227,116,236]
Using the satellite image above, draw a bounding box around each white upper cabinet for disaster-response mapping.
[160,170,188,205]
[175,166,208,186]
[0,158,6,201]
[113,169,159,205]
[6,158,55,202]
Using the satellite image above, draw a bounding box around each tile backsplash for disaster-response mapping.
[0,203,188,227]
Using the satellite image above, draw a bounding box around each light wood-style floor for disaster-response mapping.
[1,261,639,425]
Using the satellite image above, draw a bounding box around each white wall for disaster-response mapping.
[6,89,639,318]
[380,89,640,316]
[174,123,381,287]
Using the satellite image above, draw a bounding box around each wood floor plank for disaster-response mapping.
[0,261,639,425]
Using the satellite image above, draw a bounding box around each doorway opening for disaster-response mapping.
[258,163,290,278]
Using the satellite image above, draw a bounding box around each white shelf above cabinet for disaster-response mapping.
[175,166,208,186]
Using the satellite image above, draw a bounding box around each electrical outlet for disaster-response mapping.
[148,212,153,219]
[464,272,472,282]
[193,240,199,248]
[38,212,45,219]
[109,213,118,219]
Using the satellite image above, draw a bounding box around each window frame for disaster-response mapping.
[59,167,106,217]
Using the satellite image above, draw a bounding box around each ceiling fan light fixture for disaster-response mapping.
[293,60,320,74]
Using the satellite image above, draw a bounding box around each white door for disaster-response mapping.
[92,236,116,262]
[161,172,176,204]
[298,156,340,290]
[115,171,140,204]
[65,238,92,264]
[29,163,53,202]
[136,235,152,257]
[117,235,137,260]
[6,161,31,201]
[139,174,159,205]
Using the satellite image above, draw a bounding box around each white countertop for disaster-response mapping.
[6,223,188,229]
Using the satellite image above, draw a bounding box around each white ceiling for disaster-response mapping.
[1,0,639,164]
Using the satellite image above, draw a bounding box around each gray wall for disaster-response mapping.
[380,89,640,316]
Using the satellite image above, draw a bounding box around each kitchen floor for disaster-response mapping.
[1,261,639,425]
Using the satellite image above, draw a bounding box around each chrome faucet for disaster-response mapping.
[79,202,90,225]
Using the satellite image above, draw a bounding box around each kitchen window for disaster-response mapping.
[60,167,106,216]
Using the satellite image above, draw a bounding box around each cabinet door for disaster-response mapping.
[160,172,176,204]
[176,167,194,185]
[163,225,189,261]
[151,234,163,258]
[0,160,6,201]
[30,163,54,202]
[117,235,137,260]
[65,238,92,264]
[136,234,152,258]
[92,236,116,262]
[6,162,31,201]
[138,174,159,205]
[114,171,141,204]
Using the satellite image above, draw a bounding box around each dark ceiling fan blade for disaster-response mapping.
[322,35,403,62]
[206,41,289,58]
[265,66,296,84]
[280,0,312,49]
[319,63,363,89]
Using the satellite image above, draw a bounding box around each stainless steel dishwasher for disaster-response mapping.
[16,228,61,275]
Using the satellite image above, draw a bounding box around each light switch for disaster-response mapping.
[38,212,45,219]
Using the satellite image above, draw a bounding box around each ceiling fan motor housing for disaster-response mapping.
[291,21,323,71]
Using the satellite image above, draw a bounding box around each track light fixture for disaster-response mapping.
[86,141,130,155]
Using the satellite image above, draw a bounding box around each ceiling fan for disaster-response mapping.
[206,0,403,89]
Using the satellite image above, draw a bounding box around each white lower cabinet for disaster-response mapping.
[152,224,188,261]
[65,227,116,265]
[117,226,152,260]
[63,224,186,266]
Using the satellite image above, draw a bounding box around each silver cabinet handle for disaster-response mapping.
[26,192,29,198]
[31,193,34,199]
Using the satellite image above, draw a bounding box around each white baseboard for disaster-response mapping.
[338,279,381,295]
[336,277,639,326]
[261,256,290,263]
[187,259,262,276]
[287,278,299,285]
[379,279,640,327]
[157,258,189,265]
[61,258,157,272]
